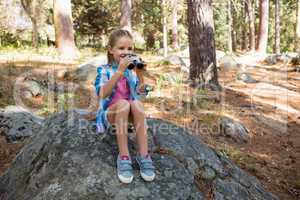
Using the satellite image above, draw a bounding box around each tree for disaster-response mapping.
[53,0,78,58]
[162,0,168,57]
[274,0,280,54]
[120,0,132,32]
[245,0,255,51]
[171,0,179,50]
[295,0,300,51]
[227,0,233,53]
[231,2,237,52]
[241,1,247,51]
[21,0,40,48]
[187,0,220,90]
[256,0,269,53]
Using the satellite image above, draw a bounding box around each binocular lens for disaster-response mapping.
[136,63,144,69]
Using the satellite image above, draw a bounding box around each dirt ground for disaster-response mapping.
[0,55,299,200]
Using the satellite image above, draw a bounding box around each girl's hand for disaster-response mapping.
[137,84,146,94]
[118,56,131,72]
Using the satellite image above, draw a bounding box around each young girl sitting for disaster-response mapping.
[94,29,155,184]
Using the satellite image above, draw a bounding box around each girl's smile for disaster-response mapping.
[109,36,133,64]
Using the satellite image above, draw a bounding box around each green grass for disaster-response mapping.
[217,147,258,173]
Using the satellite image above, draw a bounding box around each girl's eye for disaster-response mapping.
[118,47,132,50]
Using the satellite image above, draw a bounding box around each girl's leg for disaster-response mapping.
[129,100,148,156]
[107,99,130,156]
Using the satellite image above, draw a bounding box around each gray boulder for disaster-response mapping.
[219,116,250,143]
[237,72,257,83]
[279,52,298,64]
[162,55,190,72]
[218,56,239,70]
[66,56,107,84]
[0,112,277,200]
[178,47,190,57]
[0,106,43,143]
[216,50,226,61]
[164,55,188,67]
[264,54,278,65]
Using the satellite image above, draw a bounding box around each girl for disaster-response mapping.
[94,29,155,184]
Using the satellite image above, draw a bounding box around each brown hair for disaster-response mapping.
[107,29,133,64]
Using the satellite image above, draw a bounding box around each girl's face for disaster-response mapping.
[109,36,133,64]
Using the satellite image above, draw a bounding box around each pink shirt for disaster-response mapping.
[108,76,131,107]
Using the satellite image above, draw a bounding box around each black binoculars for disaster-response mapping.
[120,54,145,70]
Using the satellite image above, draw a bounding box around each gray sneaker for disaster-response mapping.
[136,154,155,181]
[117,155,133,183]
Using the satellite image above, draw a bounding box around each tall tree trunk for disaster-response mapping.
[53,0,78,58]
[162,0,168,57]
[20,0,39,48]
[31,0,38,48]
[231,3,237,52]
[31,18,38,48]
[145,30,155,50]
[274,0,280,54]
[256,0,269,53]
[227,0,233,53]
[295,0,300,51]
[172,0,179,51]
[120,0,132,32]
[242,1,247,51]
[246,0,255,51]
[187,0,220,90]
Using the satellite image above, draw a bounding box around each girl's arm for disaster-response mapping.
[98,70,123,99]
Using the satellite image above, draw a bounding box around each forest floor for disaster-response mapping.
[0,51,299,200]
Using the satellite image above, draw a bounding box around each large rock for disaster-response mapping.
[66,55,107,84]
[218,55,239,70]
[237,72,257,84]
[219,116,250,143]
[0,106,43,143]
[0,112,278,200]
[264,54,278,65]
[164,55,188,67]
[216,50,226,61]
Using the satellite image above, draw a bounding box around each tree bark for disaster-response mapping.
[227,0,233,53]
[242,1,247,51]
[256,0,269,53]
[231,2,237,52]
[245,0,255,51]
[20,0,39,48]
[187,0,220,90]
[162,0,168,57]
[295,0,300,51]
[53,0,78,58]
[120,0,132,32]
[274,0,280,54]
[172,0,179,51]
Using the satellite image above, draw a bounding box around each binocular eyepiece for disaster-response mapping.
[120,54,145,70]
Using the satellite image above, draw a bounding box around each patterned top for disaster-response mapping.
[94,63,146,133]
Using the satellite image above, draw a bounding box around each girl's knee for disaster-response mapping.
[130,100,145,115]
[115,99,130,114]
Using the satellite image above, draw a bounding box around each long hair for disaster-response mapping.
[107,29,133,64]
